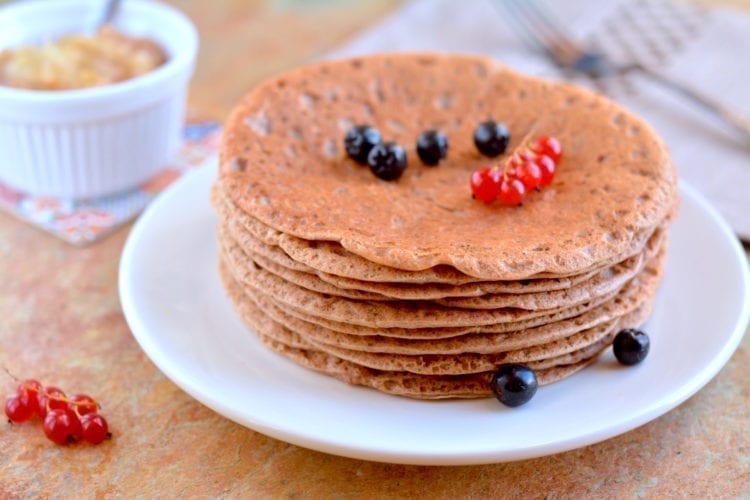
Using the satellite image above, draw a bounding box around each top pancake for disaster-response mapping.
[219,53,678,280]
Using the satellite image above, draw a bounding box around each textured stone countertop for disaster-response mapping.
[1,0,749,497]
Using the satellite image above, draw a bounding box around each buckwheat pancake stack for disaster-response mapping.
[213,53,678,399]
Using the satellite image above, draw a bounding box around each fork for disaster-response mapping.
[496,0,750,145]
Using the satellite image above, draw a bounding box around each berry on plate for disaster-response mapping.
[490,364,538,407]
[613,329,650,366]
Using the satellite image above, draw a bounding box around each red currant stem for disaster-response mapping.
[34,387,101,414]
[44,392,98,408]
[2,366,20,383]
[6,377,101,412]
[508,125,539,160]
[71,402,101,419]
[503,165,512,183]
[498,128,539,181]
[517,129,537,151]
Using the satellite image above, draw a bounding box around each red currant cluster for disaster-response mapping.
[5,379,110,445]
[470,135,562,205]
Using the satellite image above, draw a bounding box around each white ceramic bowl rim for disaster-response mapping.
[0,0,198,104]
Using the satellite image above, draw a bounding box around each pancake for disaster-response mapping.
[218,53,677,280]
[213,52,679,399]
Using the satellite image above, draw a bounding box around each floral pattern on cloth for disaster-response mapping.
[0,122,221,246]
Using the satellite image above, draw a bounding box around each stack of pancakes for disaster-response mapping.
[213,54,678,399]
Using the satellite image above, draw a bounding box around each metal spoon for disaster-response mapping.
[100,0,123,27]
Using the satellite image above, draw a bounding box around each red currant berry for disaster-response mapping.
[533,136,562,163]
[69,394,98,417]
[536,154,556,187]
[80,413,109,445]
[515,159,543,190]
[16,379,42,417]
[43,409,82,445]
[5,395,34,423]
[38,386,67,418]
[17,379,42,396]
[470,167,501,203]
[498,178,527,206]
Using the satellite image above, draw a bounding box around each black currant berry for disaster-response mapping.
[490,364,538,407]
[344,125,381,164]
[474,120,510,157]
[367,142,407,181]
[613,329,650,366]
[416,130,449,166]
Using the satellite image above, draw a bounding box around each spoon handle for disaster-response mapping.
[101,0,123,26]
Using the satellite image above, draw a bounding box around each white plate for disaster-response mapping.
[119,164,750,465]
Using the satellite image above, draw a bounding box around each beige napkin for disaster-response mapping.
[328,0,750,239]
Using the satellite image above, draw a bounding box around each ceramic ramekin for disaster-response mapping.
[0,0,198,199]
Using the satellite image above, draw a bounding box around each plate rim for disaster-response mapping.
[119,165,750,465]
